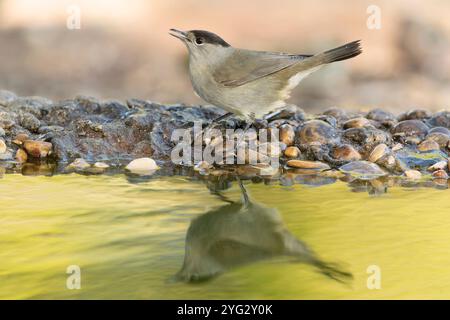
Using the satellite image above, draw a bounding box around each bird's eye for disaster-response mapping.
[195,37,204,45]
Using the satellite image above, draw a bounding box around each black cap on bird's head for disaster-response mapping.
[169,29,230,47]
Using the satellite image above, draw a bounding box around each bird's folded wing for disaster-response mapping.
[213,50,312,88]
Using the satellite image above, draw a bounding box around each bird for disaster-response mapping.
[169,29,362,123]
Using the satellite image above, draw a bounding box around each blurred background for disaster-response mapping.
[0,0,449,113]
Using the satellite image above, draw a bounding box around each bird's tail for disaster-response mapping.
[318,40,362,64]
[299,40,362,70]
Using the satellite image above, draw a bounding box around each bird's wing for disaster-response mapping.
[213,49,312,88]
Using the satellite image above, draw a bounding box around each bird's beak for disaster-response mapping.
[169,29,189,41]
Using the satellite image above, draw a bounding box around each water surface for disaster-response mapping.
[1,173,450,299]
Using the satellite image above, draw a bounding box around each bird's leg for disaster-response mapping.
[212,112,233,124]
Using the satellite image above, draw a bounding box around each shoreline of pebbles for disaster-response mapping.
[1,90,450,189]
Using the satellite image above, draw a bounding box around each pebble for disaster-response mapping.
[23,140,52,158]
[12,133,29,145]
[0,139,6,154]
[392,143,404,151]
[425,132,450,147]
[284,146,300,158]
[332,144,361,161]
[366,109,396,122]
[298,120,336,145]
[0,127,5,137]
[417,139,440,152]
[432,169,449,179]
[427,111,450,128]
[286,160,330,171]
[279,124,295,146]
[343,117,371,129]
[398,109,431,121]
[368,144,389,163]
[125,157,159,174]
[428,161,447,171]
[15,149,28,163]
[194,161,213,172]
[94,162,110,169]
[67,158,91,170]
[339,161,386,180]
[391,120,429,138]
[404,170,422,180]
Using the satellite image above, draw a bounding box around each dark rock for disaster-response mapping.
[391,120,429,141]
[367,109,396,122]
[398,109,431,121]
[342,127,391,153]
[18,111,41,132]
[297,120,337,145]
[428,111,450,128]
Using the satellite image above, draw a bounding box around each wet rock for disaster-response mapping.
[392,143,404,151]
[0,150,13,160]
[322,107,347,120]
[23,140,52,158]
[38,125,65,134]
[279,124,295,146]
[284,146,300,158]
[297,120,337,145]
[425,132,450,147]
[391,120,429,142]
[286,160,330,170]
[67,158,91,170]
[428,111,450,128]
[404,170,422,180]
[342,127,390,152]
[428,161,447,171]
[417,139,440,152]
[398,109,431,121]
[12,133,29,145]
[366,109,396,122]
[339,161,386,180]
[396,148,447,171]
[15,149,27,163]
[194,161,213,173]
[125,157,159,175]
[432,169,448,179]
[368,143,389,163]
[331,144,361,161]
[0,90,17,106]
[429,127,450,135]
[343,117,371,129]
[93,162,109,169]
[18,111,41,133]
[7,96,53,118]
[0,139,6,154]
[265,105,305,121]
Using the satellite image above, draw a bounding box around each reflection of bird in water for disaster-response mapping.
[174,179,352,283]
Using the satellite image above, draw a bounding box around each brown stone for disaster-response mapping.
[286,160,330,170]
[279,124,295,146]
[284,146,300,158]
[23,140,52,158]
[332,144,361,161]
[432,169,449,179]
[343,117,371,129]
[417,139,440,152]
[0,139,6,154]
[15,148,28,163]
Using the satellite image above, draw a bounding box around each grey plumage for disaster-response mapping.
[170,29,362,120]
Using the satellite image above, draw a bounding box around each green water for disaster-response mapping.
[1,172,450,299]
